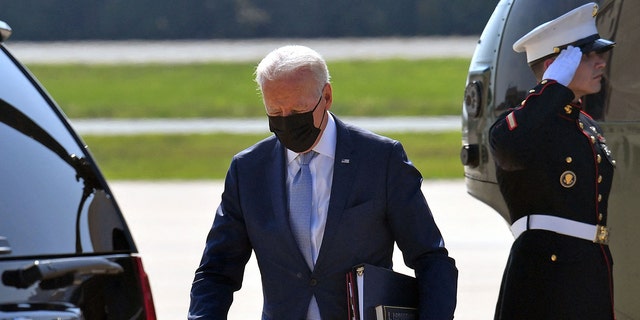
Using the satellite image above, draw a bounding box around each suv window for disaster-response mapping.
[0,47,132,258]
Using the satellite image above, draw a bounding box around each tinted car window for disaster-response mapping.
[0,47,131,257]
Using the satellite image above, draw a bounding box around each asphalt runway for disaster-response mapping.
[7,37,477,64]
[111,179,513,320]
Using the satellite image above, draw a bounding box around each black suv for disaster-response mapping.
[0,21,156,319]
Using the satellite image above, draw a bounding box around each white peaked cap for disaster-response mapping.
[513,2,615,63]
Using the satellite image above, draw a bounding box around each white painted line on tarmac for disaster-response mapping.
[71,116,461,135]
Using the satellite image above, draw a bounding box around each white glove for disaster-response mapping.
[542,45,582,86]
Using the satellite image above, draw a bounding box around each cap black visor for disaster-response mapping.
[580,38,616,54]
[567,34,616,54]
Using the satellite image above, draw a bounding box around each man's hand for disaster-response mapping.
[543,45,582,86]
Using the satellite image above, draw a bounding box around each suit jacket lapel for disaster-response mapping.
[316,117,358,267]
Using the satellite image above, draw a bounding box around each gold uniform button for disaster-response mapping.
[551,254,557,262]
[566,157,573,164]
[529,89,536,93]
[597,154,602,163]
[579,122,584,129]
[612,159,617,166]
[598,194,603,202]
[591,136,597,144]
[599,213,604,221]
[565,105,573,114]
[541,80,548,84]
[598,175,603,183]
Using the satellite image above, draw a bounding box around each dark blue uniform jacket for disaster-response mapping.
[490,80,616,319]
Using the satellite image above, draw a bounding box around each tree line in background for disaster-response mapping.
[1,0,497,41]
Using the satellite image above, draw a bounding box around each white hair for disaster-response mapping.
[255,45,331,95]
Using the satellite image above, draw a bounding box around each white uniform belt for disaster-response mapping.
[510,214,609,244]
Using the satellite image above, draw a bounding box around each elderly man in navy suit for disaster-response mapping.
[188,45,457,320]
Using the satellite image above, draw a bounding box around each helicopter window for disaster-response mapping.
[495,0,640,122]
[493,1,581,116]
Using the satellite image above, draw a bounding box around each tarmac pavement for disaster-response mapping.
[111,179,513,320]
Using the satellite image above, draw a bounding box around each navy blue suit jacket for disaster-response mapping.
[189,115,457,319]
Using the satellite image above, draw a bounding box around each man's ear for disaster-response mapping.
[323,83,333,111]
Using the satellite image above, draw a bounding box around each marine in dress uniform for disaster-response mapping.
[489,3,617,319]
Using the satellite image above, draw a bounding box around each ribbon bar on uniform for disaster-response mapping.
[510,214,609,244]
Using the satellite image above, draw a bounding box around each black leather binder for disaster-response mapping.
[346,263,418,320]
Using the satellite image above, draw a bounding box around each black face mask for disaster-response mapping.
[268,96,325,153]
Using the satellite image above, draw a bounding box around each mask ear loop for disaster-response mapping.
[314,93,327,130]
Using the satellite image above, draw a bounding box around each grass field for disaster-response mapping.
[26,58,469,180]
[82,131,464,180]
[28,58,470,118]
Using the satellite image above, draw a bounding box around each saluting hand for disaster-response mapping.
[543,45,582,86]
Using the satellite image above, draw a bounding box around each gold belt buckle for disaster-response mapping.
[594,225,609,244]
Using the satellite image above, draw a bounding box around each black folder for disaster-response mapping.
[346,263,418,320]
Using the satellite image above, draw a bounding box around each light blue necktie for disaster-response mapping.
[289,151,321,319]
[289,151,316,268]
